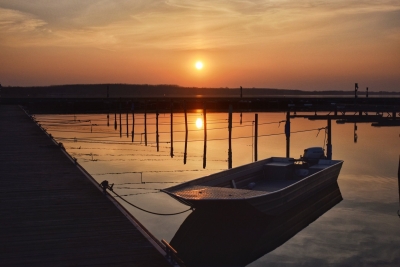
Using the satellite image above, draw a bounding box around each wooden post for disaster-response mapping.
[354,123,358,143]
[144,105,147,146]
[355,83,358,99]
[126,110,129,138]
[131,110,135,142]
[156,110,159,152]
[285,111,290,158]
[107,102,110,127]
[327,118,332,160]
[170,102,174,158]
[106,102,109,127]
[184,103,188,164]
[203,106,207,169]
[254,113,258,162]
[119,101,122,138]
[228,105,233,169]
[114,108,117,131]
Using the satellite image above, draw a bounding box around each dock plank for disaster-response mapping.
[0,105,171,266]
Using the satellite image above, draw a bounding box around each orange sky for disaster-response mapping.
[0,1,399,91]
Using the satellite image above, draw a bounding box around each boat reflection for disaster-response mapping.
[170,182,342,267]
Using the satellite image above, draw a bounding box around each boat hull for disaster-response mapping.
[163,158,343,215]
[247,161,343,215]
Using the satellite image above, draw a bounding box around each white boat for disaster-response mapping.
[162,147,343,215]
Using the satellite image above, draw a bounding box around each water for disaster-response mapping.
[35,112,400,266]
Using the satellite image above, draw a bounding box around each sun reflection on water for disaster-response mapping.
[195,118,203,129]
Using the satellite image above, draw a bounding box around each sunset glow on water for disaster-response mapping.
[36,111,400,266]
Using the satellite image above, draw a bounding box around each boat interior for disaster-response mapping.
[202,158,338,192]
[164,157,342,200]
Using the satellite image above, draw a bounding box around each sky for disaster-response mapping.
[0,0,399,91]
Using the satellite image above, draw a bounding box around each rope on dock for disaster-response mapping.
[104,184,193,216]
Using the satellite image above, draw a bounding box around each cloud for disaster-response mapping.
[0,7,52,47]
[0,8,47,32]
[0,0,399,51]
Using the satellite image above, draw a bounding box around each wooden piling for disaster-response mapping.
[144,106,147,146]
[170,103,174,158]
[126,111,129,138]
[203,106,207,169]
[228,105,233,169]
[119,102,122,138]
[327,118,332,160]
[254,113,258,162]
[114,110,117,130]
[355,83,358,99]
[131,110,135,142]
[354,123,358,143]
[184,104,188,164]
[285,111,290,158]
[156,111,159,152]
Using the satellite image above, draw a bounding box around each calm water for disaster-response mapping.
[35,112,400,266]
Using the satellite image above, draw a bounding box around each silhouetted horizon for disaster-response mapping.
[2,83,399,99]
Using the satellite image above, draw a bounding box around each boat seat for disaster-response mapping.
[263,162,294,181]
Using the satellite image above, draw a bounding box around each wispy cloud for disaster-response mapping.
[0,1,399,50]
[0,8,46,32]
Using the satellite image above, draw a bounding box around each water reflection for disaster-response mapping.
[171,183,342,267]
[195,118,203,129]
[33,112,400,266]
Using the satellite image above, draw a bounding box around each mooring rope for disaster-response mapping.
[105,185,193,216]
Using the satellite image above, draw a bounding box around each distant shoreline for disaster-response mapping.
[1,84,399,98]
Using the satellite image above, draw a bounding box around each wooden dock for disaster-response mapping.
[0,105,172,266]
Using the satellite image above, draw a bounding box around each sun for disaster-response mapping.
[195,61,203,70]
